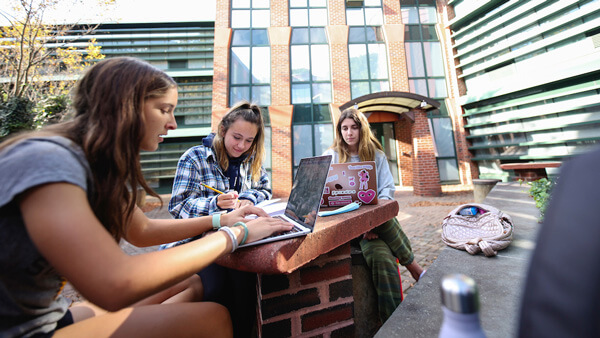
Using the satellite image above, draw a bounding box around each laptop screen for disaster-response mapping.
[284,155,332,229]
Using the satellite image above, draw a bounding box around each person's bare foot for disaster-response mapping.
[406,261,425,281]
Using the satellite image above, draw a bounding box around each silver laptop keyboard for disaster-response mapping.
[271,215,303,236]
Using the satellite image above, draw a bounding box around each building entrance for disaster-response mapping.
[371,122,400,186]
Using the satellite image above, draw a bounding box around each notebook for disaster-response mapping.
[239,154,333,247]
[320,161,378,207]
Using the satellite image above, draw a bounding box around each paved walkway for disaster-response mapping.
[63,187,475,302]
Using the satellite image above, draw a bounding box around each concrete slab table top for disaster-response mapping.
[375,182,541,338]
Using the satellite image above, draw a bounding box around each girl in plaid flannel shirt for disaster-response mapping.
[166,101,272,337]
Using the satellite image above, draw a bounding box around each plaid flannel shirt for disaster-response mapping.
[161,144,271,249]
[168,144,271,220]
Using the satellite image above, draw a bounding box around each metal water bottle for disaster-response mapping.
[439,274,486,338]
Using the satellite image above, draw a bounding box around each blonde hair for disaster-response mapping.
[212,101,265,182]
[331,107,383,163]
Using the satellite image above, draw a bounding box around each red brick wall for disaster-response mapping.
[257,244,355,337]
[412,110,442,196]
[269,105,293,197]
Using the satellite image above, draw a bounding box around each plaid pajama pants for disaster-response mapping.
[360,217,414,322]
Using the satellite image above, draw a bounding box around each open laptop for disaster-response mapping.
[320,161,378,207]
[239,155,333,247]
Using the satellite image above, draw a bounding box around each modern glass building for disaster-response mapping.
[448,0,600,180]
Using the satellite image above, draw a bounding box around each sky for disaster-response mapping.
[1,0,216,25]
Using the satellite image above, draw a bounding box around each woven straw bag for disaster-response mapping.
[441,203,514,257]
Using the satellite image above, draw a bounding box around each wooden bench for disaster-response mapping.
[500,162,562,181]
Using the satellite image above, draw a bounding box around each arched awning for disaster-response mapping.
[339,91,441,121]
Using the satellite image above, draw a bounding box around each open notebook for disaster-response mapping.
[239,155,332,248]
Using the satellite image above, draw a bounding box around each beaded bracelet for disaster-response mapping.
[212,213,222,230]
[233,221,248,245]
[218,227,238,253]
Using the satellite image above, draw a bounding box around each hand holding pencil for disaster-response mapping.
[201,183,239,210]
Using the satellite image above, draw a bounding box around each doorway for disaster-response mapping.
[371,122,400,186]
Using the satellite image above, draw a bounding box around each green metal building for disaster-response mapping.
[448,0,600,180]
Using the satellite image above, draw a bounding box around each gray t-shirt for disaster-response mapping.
[0,136,91,337]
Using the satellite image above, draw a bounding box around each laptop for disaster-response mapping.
[239,155,333,247]
[320,161,378,207]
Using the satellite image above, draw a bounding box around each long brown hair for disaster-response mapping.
[212,101,265,182]
[332,107,383,163]
[0,57,177,240]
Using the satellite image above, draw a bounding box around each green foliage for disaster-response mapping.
[0,96,35,140]
[520,178,555,222]
[34,94,70,127]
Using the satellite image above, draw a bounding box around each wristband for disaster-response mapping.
[212,213,222,230]
[218,227,238,253]
[234,221,248,245]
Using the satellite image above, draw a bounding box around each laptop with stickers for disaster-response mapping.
[320,161,378,207]
[239,155,332,248]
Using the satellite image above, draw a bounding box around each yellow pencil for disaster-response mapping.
[201,183,225,195]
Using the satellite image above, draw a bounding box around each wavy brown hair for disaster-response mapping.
[212,101,265,182]
[331,107,383,163]
[0,57,177,240]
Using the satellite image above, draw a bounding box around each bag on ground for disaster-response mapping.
[441,203,513,257]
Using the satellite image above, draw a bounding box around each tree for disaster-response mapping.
[0,0,113,100]
[0,0,113,130]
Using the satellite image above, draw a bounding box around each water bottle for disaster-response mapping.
[458,206,478,216]
[439,274,486,338]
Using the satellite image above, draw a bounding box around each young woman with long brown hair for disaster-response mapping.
[0,57,290,337]
[323,107,425,323]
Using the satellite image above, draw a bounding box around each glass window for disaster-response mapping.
[310,8,328,26]
[347,1,387,98]
[438,159,459,181]
[290,9,309,26]
[312,83,331,103]
[231,10,250,28]
[230,5,270,106]
[252,9,270,27]
[405,42,425,77]
[368,43,388,79]
[431,118,456,157]
[251,46,270,83]
[314,124,334,155]
[291,45,310,82]
[349,44,368,80]
[291,28,309,43]
[231,47,250,84]
[311,44,330,81]
[293,124,314,166]
[423,42,444,76]
[292,84,311,104]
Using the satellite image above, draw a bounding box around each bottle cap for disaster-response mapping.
[440,274,480,314]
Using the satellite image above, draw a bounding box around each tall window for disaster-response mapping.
[230,0,271,106]
[402,0,446,98]
[290,0,333,171]
[346,0,389,99]
[403,0,458,182]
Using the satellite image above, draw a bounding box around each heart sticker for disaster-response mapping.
[357,189,376,204]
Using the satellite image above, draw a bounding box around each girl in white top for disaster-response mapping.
[323,107,424,322]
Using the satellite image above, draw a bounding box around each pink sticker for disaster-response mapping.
[357,189,376,204]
